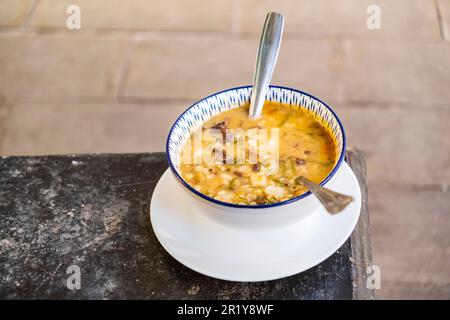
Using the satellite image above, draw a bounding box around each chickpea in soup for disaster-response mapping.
[179,102,337,205]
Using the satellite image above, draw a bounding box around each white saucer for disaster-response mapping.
[150,161,361,282]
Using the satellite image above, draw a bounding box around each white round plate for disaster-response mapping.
[150,161,361,282]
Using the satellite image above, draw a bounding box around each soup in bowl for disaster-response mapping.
[166,86,346,228]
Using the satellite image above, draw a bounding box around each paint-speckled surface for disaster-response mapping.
[0,152,370,299]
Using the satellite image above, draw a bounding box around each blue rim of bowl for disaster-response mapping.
[166,85,347,209]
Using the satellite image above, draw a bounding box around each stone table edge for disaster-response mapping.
[346,148,374,300]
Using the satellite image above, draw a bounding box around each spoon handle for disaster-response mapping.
[249,12,284,119]
[295,176,354,214]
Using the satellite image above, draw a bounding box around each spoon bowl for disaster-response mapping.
[295,176,354,214]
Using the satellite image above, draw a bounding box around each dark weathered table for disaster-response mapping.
[0,149,373,299]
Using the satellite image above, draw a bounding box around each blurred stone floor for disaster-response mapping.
[0,0,449,299]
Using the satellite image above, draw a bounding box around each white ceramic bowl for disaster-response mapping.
[166,86,346,229]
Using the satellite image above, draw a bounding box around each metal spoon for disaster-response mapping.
[248,14,351,213]
[248,12,284,119]
[295,176,354,214]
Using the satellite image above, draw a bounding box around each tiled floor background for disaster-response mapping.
[0,0,449,299]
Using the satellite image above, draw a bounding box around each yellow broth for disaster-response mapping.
[179,102,337,205]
